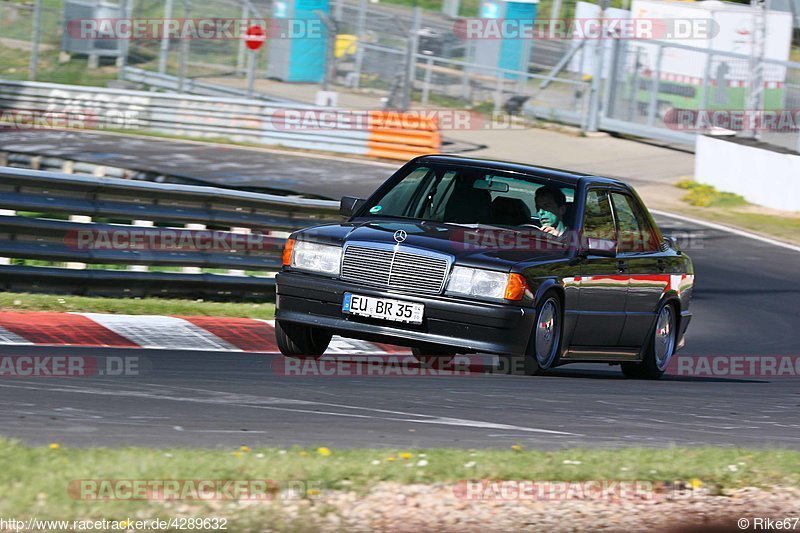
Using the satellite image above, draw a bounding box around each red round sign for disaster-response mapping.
[244,25,266,51]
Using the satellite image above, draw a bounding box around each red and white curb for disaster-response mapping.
[0,312,406,354]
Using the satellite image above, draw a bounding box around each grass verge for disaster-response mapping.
[674,179,800,245]
[0,293,275,318]
[1,440,798,527]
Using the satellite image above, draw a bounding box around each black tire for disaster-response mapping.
[275,320,332,359]
[411,347,456,368]
[621,302,677,380]
[517,291,563,376]
[620,362,647,379]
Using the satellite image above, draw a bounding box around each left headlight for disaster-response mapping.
[286,239,342,276]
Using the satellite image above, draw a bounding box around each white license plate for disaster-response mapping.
[342,293,424,324]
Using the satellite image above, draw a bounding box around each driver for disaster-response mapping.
[534,186,568,238]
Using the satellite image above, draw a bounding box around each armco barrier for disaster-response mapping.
[0,80,440,161]
[0,167,340,300]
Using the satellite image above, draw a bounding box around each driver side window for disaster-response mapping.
[583,189,616,242]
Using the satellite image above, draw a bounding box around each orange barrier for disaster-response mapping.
[366,111,441,160]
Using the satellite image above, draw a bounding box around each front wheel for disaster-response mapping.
[512,292,562,376]
[622,302,677,380]
[275,320,332,359]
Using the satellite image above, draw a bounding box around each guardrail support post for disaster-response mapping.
[66,215,91,270]
[128,220,154,272]
[0,209,13,266]
[182,223,205,273]
[228,227,251,277]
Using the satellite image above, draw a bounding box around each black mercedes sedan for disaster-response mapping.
[275,155,694,379]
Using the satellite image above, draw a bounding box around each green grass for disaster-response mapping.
[676,179,747,208]
[674,179,800,245]
[0,44,119,86]
[0,292,275,318]
[0,440,798,528]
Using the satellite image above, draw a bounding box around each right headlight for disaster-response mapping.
[286,239,342,276]
[446,266,528,301]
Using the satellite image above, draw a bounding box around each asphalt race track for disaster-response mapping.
[0,129,394,199]
[0,213,798,449]
[0,132,798,449]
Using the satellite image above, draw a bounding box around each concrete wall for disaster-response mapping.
[695,135,800,212]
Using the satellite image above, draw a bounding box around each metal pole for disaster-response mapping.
[334,0,343,22]
[246,50,256,97]
[646,43,663,127]
[315,11,337,92]
[697,50,713,127]
[422,54,434,105]
[603,34,622,119]
[178,0,190,92]
[158,0,174,74]
[118,0,132,79]
[29,0,42,81]
[586,0,609,131]
[442,0,459,18]
[550,0,562,37]
[236,3,249,76]
[402,6,422,111]
[745,0,767,139]
[352,0,368,89]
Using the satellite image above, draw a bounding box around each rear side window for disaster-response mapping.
[610,193,658,253]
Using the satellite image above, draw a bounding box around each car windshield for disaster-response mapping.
[362,164,576,235]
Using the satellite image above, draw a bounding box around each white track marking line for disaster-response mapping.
[75,314,239,351]
[0,381,579,436]
[652,209,800,253]
[0,326,34,345]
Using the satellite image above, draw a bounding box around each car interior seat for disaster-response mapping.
[443,176,493,223]
[490,197,533,226]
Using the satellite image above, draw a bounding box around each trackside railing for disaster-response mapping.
[0,79,440,160]
[0,167,340,300]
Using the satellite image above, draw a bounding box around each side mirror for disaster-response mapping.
[585,237,617,258]
[340,196,366,217]
[664,235,681,253]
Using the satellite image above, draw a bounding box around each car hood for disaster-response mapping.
[298,218,569,269]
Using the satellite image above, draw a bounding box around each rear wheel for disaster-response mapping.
[275,320,332,359]
[621,302,677,380]
[411,347,456,368]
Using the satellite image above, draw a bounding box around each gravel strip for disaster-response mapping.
[243,483,800,532]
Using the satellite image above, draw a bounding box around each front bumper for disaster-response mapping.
[275,271,536,355]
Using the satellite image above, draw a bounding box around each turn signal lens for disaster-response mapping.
[282,238,295,266]
[504,273,528,301]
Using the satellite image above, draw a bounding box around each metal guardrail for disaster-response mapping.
[0,167,340,300]
[120,66,300,104]
[0,79,440,160]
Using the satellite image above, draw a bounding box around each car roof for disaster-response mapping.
[415,154,628,188]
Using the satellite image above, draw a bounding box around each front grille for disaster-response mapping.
[341,244,450,294]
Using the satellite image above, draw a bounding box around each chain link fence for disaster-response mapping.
[3,0,800,150]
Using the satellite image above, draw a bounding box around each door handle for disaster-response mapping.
[657,259,666,272]
[617,260,627,273]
